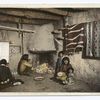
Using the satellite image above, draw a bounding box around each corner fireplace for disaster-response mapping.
[29,50,56,67]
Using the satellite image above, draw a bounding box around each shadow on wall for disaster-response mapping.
[68,52,100,91]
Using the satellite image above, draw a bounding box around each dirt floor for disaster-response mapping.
[0,73,94,92]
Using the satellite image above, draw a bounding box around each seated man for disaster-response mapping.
[17,54,32,76]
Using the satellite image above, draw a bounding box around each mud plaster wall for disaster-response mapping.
[66,9,100,86]
[0,22,21,72]
[0,20,62,72]
[23,21,63,68]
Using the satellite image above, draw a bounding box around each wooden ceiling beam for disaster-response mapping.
[0,9,63,20]
[0,14,19,23]
[34,8,68,16]
[0,14,59,25]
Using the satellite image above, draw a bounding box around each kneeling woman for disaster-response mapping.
[17,54,32,76]
[0,59,24,86]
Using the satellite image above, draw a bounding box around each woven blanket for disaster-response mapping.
[65,23,84,55]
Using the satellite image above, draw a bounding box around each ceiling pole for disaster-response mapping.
[0,25,35,33]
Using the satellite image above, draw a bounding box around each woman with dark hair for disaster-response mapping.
[17,54,32,76]
[0,59,24,86]
[0,59,14,84]
[61,57,74,75]
[57,57,74,85]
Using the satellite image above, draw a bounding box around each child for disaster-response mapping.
[54,51,64,78]
[67,68,74,85]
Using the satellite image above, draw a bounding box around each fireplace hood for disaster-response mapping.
[28,23,56,52]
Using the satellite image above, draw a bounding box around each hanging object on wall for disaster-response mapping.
[0,30,9,40]
[83,21,100,58]
[64,23,85,55]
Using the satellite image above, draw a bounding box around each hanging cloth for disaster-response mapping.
[84,21,100,58]
[65,23,85,55]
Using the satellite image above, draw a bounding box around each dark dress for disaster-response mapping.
[54,57,62,78]
[60,64,74,76]
[0,65,14,83]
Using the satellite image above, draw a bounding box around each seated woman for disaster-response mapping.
[0,59,15,85]
[56,57,74,85]
[17,54,32,76]
[0,59,24,86]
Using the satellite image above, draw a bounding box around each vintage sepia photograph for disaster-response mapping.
[0,7,100,94]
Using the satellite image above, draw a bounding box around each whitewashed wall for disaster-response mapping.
[68,9,100,25]
[0,22,21,72]
[0,19,62,72]
[66,8,100,88]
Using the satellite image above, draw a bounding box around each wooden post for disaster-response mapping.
[62,29,67,54]
[21,31,24,55]
[20,20,24,55]
[17,19,24,55]
[62,17,68,54]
